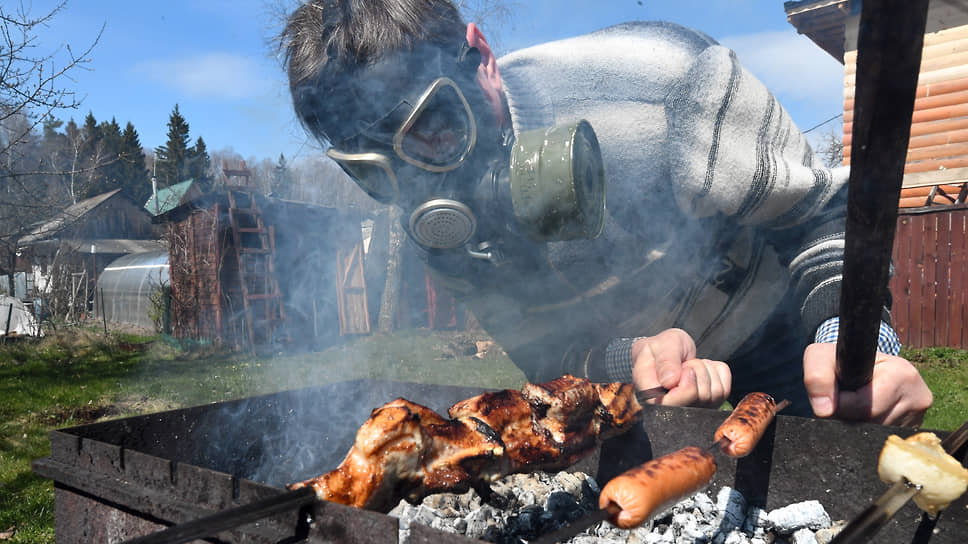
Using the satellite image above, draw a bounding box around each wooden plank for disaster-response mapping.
[948,210,965,347]
[843,101,968,124]
[935,212,951,346]
[908,215,925,347]
[955,211,968,348]
[901,183,967,197]
[921,214,938,348]
[904,156,968,174]
[892,216,912,344]
[904,167,968,191]
[846,48,968,78]
[908,128,968,150]
[844,118,968,146]
[845,64,968,99]
[906,141,968,162]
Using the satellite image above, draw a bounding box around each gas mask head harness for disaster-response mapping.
[321,41,606,263]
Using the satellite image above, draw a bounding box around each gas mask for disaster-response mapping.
[320,43,606,263]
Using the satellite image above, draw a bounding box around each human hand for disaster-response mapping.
[630,328,731,408]
[802,343,933,427]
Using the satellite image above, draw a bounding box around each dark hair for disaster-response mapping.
[281,0,467,143]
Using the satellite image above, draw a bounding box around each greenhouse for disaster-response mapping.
[96,250,169,331]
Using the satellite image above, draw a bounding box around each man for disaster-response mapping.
[281,0,932,425]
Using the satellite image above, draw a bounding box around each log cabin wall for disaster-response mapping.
[842,0,968,208]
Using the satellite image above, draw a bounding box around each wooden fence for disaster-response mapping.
[890,204,968,348]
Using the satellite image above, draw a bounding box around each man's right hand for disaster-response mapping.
[630,328,731,408]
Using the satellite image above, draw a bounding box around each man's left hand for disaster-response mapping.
[802,343,933,427]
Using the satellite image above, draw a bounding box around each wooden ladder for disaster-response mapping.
[227,190,285,347]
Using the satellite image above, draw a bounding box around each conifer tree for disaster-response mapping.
[188,136,212,190]
[155,104,192,187]
[119,122,150,205]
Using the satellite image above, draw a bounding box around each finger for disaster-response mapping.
[658,365,698,407]
[714,361,732,403]
[631,341,661,392]
[802,343,839,417]
[652,329,696,389]
[686,359,714,406]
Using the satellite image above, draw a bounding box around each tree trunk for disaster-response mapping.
[377,206,404,332]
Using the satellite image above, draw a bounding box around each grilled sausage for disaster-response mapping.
[714,392,778,458]
[598,446,717,529]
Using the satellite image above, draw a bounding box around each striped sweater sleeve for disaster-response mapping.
[664,44,889,340]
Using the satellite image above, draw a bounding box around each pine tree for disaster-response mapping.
[119,122,150,205]
[272,153,292,199]
[188,136,212,190]
[155,104,192,187]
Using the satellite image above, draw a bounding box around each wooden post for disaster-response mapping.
[837,0,930,390]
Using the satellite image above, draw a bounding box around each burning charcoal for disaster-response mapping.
[645,530,676,544]
[742,506,769,537]
[693,492,718,520]
[553,471,589,497]
[715,487,748,535]
[766,501,831,535]
[722,529,752,544]
[546,491,584,522]
[789,527,819,544]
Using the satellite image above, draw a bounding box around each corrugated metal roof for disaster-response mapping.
[144,179,196,216]
[19,189,123,244]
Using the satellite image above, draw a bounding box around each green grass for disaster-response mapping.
[0,329,964,543]
[903,346,968,432]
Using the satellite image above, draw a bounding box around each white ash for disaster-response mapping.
[388,473,844,544]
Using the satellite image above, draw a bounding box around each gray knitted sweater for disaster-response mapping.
[425,22,854,397]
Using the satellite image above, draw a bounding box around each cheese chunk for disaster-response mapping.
[877,432,968,516]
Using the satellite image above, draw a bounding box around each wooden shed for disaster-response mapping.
[157,187,365,351]
[786,0,968,348]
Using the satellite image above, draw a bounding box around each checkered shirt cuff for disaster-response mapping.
[604,337,639,382]
[814,317,902,356]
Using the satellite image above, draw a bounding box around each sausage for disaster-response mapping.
[714,392,778,458]
[598,446,717,529]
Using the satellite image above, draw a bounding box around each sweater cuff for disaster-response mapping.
[603,337,642,382]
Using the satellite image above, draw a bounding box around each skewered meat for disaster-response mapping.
[289,399,505,511]
[598,446,717,528]
[714,392,779,458]
[290,375,643,512]
[877,432,968,516]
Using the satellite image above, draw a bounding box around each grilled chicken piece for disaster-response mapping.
[594,382,644,439]
[521,374,600,445]
[450,388,587,472]
[290,398,503,512]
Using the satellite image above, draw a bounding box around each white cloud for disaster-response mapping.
[134,52,275,100]
[719,29,844,112]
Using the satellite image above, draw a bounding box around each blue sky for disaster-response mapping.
[32,1,845,164]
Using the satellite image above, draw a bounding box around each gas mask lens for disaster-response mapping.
[325,77,477,204]
[395,78,476,171]
[326,149,399,204]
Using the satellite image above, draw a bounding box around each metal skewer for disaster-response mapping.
[120,486,316,544]
[635,385,669,404]
[829,419,968,544]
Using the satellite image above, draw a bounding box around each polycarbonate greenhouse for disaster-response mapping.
[96,250,169,331]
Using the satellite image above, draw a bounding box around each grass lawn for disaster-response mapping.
[0,328,965,543]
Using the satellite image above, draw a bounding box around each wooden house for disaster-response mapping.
[156,186,365,351]
[16,189,164,318]
[786,0,968,348]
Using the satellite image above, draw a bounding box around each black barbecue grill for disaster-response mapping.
[31,379,968,543]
